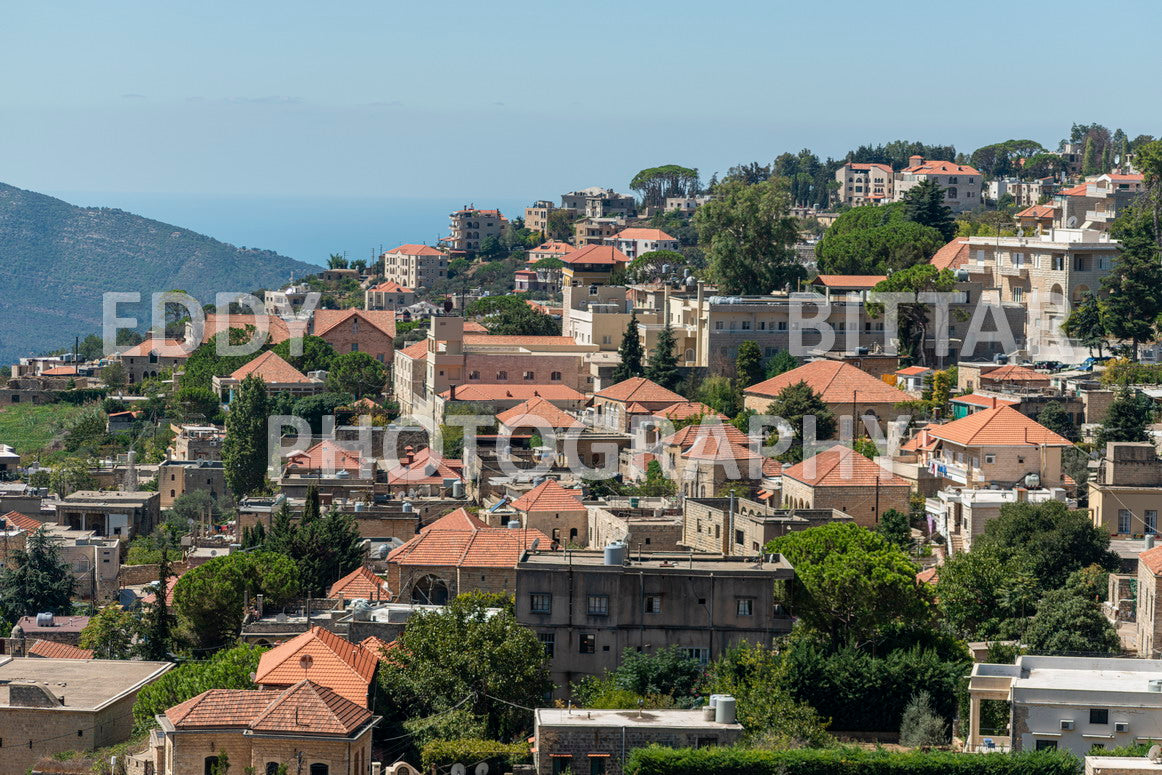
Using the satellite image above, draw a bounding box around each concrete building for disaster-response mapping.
[516,550,793,695]
[1137,545,1162,658]
[212,350,325,403]
[51,490,159,540]
[167,424,225,461]
[560,187,637,220]
[604,228,678,260]
[381,244,448,289]
[1091,443,1162,537]
[926,486,1068,555]
[0,656,171,775]
[967,655,1162,755]
[533,707,742,775]
[573,217,625,247]
[525,200,558,235]
[364,280,416,312]
[665,195,713,215]
[681,497,853,555]
[893,156,983,213]
[443,207,507,256]
[1055,174,1146,233]
[145,680,379,775]
[835,162,894,206]
[263,283,314,317]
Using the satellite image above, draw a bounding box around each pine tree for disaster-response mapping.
[222,375,270,497]
[735,341,764,387]
[1082,136,1100,176]
[765,381,837,462]
[0,528,75,619]
[1063,291,1107,356]
[139,539,173,661]
[1100,249,1162,360]
[1097,388,1154,446]
[612,312,644,383]
[898,691,948,747]
[901,179,956,241]
[645,322,680,390]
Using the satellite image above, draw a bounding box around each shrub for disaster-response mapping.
[420,739,531,770]
[899,691,949,747]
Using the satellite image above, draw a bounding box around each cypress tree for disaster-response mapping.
[645,322,680,390]
[222,375,270,497]
[612,312,644,383]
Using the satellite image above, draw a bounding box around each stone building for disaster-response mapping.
[51,490,159,540]
[682,497,854,555]
[780,445,912,529]
[0,656,171,775]
[1137,545,1162,658]
[1091,442,1162,537]
[510,479,588,547]
[158,459,226,509]
[516,550,793,695]
[533,707,742,775]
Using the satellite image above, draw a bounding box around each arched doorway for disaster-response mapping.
[411,575,449,605]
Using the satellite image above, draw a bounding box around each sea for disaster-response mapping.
[48,191,533,267]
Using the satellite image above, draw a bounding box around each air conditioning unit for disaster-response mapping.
[1060,720,1074,730]
[1115,721,1129,733]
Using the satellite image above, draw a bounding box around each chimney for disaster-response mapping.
[450,383,456,401]
[909,154,924,167]
[403,445,414,465]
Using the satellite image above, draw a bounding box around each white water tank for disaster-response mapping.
[603,542,627,566]
[715,695,737,724]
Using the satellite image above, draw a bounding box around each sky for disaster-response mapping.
[1,0,1160,260]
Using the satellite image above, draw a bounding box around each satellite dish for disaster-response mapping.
[1066,216,1078,228]
[475,765,489,775]
[529,538,540,552]
[1016,226,1025,237]
[1149,744,1162,762]
[451,765,466,775]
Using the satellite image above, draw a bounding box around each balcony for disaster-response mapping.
[997,263,1027,277]
[1085,209,1117,223]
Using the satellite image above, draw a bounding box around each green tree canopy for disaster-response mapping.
[630,165,700,209]
[1096,387,1154,446]
[572,646,704,709]
[815,203,945,275]
[1062,291,1107,357]
[693,178,804,294]
[80,604,139,659]
[1036,401,1079,442]
[222,374,270,497]
[271,335,337,374]
[735,341,764,387]
[1024,588,1120,654]
[645,322,681,390]
[765,381,836,461]
[0,528,76,620]
[132,644,265,734]
[868,264,958,365]
[767,523,931,647]
[901,179,956,242]
[326,351,387,398]
[257,501,365,597]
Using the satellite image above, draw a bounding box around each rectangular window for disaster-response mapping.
[1090,708,1109,725]
[735,529,744,545]
[587,595,609,616]
[1148,511,1158,535]
[530,594,551,614]
[644,595,662,614]
[539,632,555,657]
[683,647,711,665]
[552,758,572,775]
[737,598,754,616]
[1035,740,1057,751]
[1119,509,1132,533]
[589,757,607,775]
[580,633,596,654]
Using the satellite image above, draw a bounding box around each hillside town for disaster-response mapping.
[3,127,1162,775]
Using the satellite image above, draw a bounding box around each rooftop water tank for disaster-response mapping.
[35,612,54,628]
[508,520,522,530]
[603,541,627,566]
[715,695,737,724]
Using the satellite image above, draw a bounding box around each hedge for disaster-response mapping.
[624,746,1081,775]
[420,739,532,770]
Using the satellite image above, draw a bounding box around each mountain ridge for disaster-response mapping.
[0,182,319,363]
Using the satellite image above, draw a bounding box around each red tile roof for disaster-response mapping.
[118,338,193,358]
[950,393,1019,409]
[981,364,1049,383]
[929,238,970,270]
[0,510,42,532]
[927,405,1072,447]
[397,340,430,359]
[26,640,93,659]
[40,366,79,376]
[900,423,941,453]
[903,159,981,176]
[463,321,488,333]
[510,479,585,513]
[655,401,727,422]
[782,444,910,488]
[167,680,373,736]
[916,567,939,585]
[385,446,461,487]
[497,397,583,430]
[462,334,576,347]
[896,366,931,376]
[1059,183,1088,197]
[814,275,887,289]
[1142,546,1162,575]
[370,280,414,293]
[531,241,574,255]
[661,422,750,450]
[202,314,298,345]
[560,244,630,266]
[683,435,759,463]
[845,162,893,174]
[1016,204,1055,219]
[285,440,365,474]
[255,626,378,707]
[314,309,396,339]
[423,507,488,533]
[438,384,584,403]
[229,350,312,384]
[596,377,686,405]
[388,526,549,567]
[387,244,444,256]
[611,228,676,242]
[743,360,910,404]
[328,567,390,601]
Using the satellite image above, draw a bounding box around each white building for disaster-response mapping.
[893,155,983,213]
[926,486,1068,555]
[968,655,1162,755]
[603,228,679,260]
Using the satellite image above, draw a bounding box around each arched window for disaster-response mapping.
[310,765,329,775]
[411,575,449,605]
[266,763,281,775]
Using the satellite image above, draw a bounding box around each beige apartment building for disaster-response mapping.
[381,243,448,289]
[835,162,894,206]
[364,280,416,311]
[1090,442,1162,537]
[525,199,557,234]
[573,216,624,246]
[893,155,982,212]
[1055,173,1146,232]
[1139,545,1162,658]
[444,207,507,255]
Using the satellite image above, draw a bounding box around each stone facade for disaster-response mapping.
[779,477,910,529]
[158,460,226,509]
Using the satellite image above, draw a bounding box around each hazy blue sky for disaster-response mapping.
[1,0,1160,256]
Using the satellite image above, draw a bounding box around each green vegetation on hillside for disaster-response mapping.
[0,402,87,455]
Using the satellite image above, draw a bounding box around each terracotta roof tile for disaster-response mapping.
[438,384,584,403]
[981,364,1048,382]
[40,366,79,376]
[531,241,574,255]
[916,567,939,585]
[611,228,676,242]
[328,567,390,601]
[256,627,378,707]
[655,402,727,422]
[385,446,461,486]
[423,507,489,532]
[1142,546,1162,575]
[1016,204,1055,219]
[782,444,911,487]
[661,422,750,450]
[814,275,887,288]
[927,405,1072,447]
[845,162,893,174]
[285,440,365,474]
[560,244,630,266]
[314,309,396,339]
[397,340,430,359]
[230,350,312,384]
[26,640,93,659]
[683,435,759,463]
[370,281,413,293]
[896,366,932,376]
[387,244,444,256]
[117,338,193,358]
[202,314,298,345]
[903,159,981,176]
[497,397,583,430]
[1059,183,1089,197]
[462,334,576,347]
[596,377,686,405]
[510,480,585,512]
[929,238,970,270]
[249,680,374,735]
[166,688,283,729]
[0,510,42,532]
[388,527,549,567]
[743,360,910,404]
[950,394,1019,409]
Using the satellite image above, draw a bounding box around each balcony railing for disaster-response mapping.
[1085,209,1116,222]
